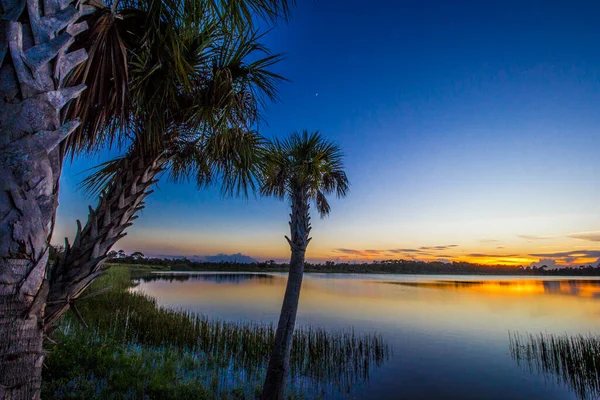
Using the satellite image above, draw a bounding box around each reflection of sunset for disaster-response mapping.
[383,279,600,298]
[134,274,600,338]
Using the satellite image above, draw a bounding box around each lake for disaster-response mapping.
[132,272,600,400]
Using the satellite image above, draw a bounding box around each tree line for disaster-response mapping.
[107,252,600,276]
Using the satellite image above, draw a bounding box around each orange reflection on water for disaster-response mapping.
[385,279,600,298]
[134,273,600,339]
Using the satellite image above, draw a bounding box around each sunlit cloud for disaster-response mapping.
[334,248,387,257]
[518,230,600,243]
[480,239,502,243]
[529,250,600,259]
[419,245,458,250]
[527,250,600,267]
[567,231,600,242]
[518,234,558,240]
[332,245,461,260]
[467,253,520,258]
[388,249,422,253]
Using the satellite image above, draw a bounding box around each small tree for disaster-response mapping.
[260,131,349,399]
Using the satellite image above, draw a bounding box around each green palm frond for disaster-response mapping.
[169,128,265,197]
[63,0,292,157]
[260,130,350,217]
[63,8,130,156]
[78,155,128,196]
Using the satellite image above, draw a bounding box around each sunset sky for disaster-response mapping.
[54,0,600,267]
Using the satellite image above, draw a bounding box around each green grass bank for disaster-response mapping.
[43,266,389,399]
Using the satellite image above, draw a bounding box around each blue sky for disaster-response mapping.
[55,0,600,265]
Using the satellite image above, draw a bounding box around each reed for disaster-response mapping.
[509,331,600,400]
[43,267,390,399]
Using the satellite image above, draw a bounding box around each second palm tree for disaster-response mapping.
[260,131,349,399]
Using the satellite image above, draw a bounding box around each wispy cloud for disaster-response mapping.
[480,239,502,243]
[388,249,422,253]
[467,253,520,258]
[334,248,387,257]
[419,245,458,250]
[528,250,600,266]
[518,234,557,240]
[518,230,600,243]
[567,231,600,242]
[333,245,460,259]
[529,250,600,259]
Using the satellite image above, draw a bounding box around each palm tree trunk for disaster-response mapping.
[1,0,93,397]
[262,190,311,400]
[44,152,167,329]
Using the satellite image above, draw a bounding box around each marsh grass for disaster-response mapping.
[43,266,390,399]
[509,331,600,400]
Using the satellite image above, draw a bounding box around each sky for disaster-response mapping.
[54,0,600,267]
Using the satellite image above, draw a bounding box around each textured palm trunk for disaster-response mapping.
[0,0,93,397]
[44,152,167,328]
[262,189,311,400]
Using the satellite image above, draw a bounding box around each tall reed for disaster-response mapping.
[509,331,600,400]
[44,267,390,398]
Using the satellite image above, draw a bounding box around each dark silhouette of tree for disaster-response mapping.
[260,131,349,399]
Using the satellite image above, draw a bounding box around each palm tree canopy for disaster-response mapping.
[260,131,350,217]
[76,1,288,198]
[63,0,292,156]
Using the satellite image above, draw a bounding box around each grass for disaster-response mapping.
[43,266,390,399]
[509,331,600,400]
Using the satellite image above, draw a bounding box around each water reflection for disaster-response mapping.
[137,272,276,284]
[509,332,600,400]
[381,279,600,298]
[133,272,600,399]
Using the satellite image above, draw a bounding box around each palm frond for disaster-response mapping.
[78,155,128,196]
[63,8,130,156]
[260,130,350,216]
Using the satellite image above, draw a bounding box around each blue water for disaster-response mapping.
[134,273,600,399]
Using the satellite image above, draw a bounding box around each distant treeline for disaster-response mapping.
[109,255,600,276]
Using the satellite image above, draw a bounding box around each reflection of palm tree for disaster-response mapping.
[44,1,290,329]
[260,131,349,399]
[509,331,600,400]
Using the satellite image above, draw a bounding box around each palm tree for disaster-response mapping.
[0,0,103,396]
[0,0,290,397]
[44,2,287,329]
[260,131,349,399]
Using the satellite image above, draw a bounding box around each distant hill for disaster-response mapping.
[151,253,258,264]
[196,253,257,264]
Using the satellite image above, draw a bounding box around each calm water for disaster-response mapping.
[133,273,600,399]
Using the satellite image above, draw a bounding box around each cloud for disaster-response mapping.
[529,259,560,269]
[518,234,556,240]
[388,249,422,253]
[567,231,600,242]
[527,250,600,267]
[337,245,458,258]
[419,245,458,250]
[529,250,600,259]
[480,239,502,243]
[518,231,600,243]
[467,253,520,258]
[334,248,386,257]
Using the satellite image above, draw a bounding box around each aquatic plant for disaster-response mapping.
[43,267,390,398]
[509,331,600,400]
